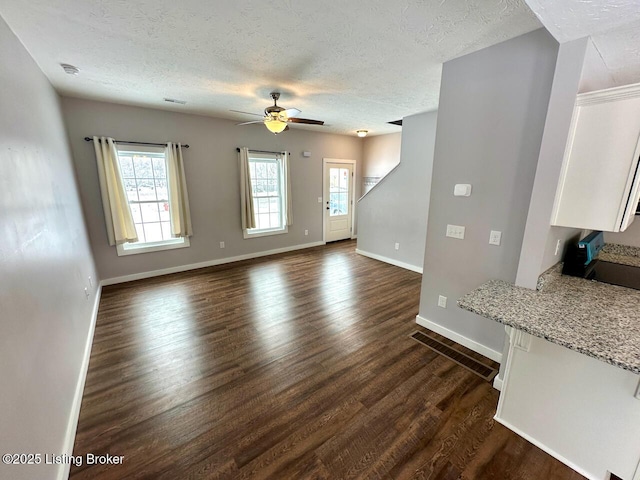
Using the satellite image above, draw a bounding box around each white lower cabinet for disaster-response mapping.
[496,327,640,480]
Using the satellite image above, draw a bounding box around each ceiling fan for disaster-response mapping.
[232,92,324,134]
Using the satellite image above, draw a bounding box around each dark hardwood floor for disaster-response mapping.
[70,240,583,479]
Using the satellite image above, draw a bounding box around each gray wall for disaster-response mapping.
[605,221,640,248]
[356,111,437,271]
[0,16,97,480]
[62,97,363,281]
[418,29,559,355]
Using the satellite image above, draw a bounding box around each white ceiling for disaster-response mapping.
[525,0,640,86]
[0,0,542,136]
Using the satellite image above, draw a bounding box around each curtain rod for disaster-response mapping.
[85,137,190,148]
[236,148,287,154]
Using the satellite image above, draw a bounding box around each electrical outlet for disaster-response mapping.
[305,229,309,236]
[394,242,400,250]
[219,241,225,248]
[438,295,447,308]
[555,239,563,256]
[489,230,502,246]
[446,224,465,239]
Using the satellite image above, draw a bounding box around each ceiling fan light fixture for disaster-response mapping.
[357,130,368,137]
[264,117,288,134]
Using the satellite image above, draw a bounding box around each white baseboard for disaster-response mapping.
[57,284,102,480]
[102,241,326,285]
[493,415,595,480]
[415,315,502,363]
[492,374,503,391]
[355,249,423,274]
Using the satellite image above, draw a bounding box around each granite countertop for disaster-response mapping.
[600,243,640,268]
[458,264,640,374]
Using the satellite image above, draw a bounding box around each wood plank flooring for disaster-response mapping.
[70,240,583,479]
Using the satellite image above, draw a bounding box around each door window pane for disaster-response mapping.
[329,167,350,217]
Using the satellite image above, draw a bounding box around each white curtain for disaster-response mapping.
[93,136,138,246]
[239,147,256,229]
[166,143,193,237]
[283,152,293,226]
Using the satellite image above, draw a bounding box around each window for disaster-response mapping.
[245,153,288,238]
[329,167,350,216]
[115,146,189,255]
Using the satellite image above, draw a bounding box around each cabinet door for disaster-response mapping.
[551,95,640,232]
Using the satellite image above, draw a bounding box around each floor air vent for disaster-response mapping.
[410,331,498,382]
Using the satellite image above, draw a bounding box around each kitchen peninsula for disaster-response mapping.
[459,247,640,480]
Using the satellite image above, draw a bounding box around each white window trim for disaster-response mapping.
[244,152,288,239]
[116,237,190,256]
[243,225,288,239]
[114,144,191,256]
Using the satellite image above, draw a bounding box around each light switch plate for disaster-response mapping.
[318,197,322,203]
[446,224,465,239]
[454,184,472,196]
[489,230,502,246]
[394,242,399,250]
[438,295,447,308]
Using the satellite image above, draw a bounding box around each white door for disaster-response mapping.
[324,162,353,242]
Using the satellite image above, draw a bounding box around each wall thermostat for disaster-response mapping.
[454,184,472,196]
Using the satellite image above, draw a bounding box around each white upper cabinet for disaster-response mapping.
[551,83,640,232]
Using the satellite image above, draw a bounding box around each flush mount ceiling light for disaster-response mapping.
[60,63,79,75]
[356,130,368,137]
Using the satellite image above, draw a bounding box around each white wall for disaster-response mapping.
[0,16,98,480]
[497,333,640,480]
[356,112,437,272]
[418,29,559,357]
[61,97,363,282]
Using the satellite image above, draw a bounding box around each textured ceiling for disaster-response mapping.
[525,0,640,86]
[0,0,541,136]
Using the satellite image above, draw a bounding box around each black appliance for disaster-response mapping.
[563,232,640,290]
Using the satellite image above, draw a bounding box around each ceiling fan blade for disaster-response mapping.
[284,108,301,118]
[237,120,264,126]
[288,117,324,125]
[230,109,264,117]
